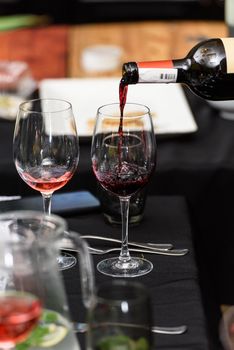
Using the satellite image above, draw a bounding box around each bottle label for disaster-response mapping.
[221,38,234,73]
[138,68,178,83]
[138,61,177,82]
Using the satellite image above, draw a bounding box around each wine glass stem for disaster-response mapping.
[42,193,52,215]
[119,196,131,263]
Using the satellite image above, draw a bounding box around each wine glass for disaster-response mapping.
[0,210,94,350]
[91,102,156,277]
[87,280,153,350]
[13,98,79,270]
[0,219,43,350]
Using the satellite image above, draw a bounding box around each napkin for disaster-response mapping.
[0,191,100,215]
[0,196,21,202]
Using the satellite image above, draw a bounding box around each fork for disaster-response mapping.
[81,234,173,251]
[61,243,188,256]
[73,322,187,335]
[88,246,188,256]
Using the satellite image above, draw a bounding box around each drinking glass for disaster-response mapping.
[87,280,153,350]
[0,220,43,350]
[0,210,88,350]
[91,103,156,277]
[13,98,79,270]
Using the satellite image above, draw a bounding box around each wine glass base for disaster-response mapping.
[97,257,153,277]
[57,252,77,271]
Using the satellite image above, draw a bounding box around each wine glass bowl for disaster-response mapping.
[91,103,156,277]
[13,98,79,212]
[13,98,79,270]
[95,133,150,197]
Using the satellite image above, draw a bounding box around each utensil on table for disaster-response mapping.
[74,322,187,335]
[81,234,173,251]
[88,246,188,256]
[60,241,188,256]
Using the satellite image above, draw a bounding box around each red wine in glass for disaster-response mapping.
[0,293,42,347]
[93,161,150,197]
[91,102,156,277]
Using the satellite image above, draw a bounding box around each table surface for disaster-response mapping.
[62,195,211,350]
[0,20,232,349]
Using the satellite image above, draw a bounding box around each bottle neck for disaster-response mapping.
[173,58,191,83]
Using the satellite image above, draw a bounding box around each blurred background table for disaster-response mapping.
[68,21,227,77]
[0,21,227,79]
[0,25,68,80]
[0,20,232,349]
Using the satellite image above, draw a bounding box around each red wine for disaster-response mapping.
[0,292,41,347]
[119,78,128,135]
[92,74,152,198]
[118,79,128,167]
[19,167,74,194]
[122,38,234,101]
[93,161,150,197]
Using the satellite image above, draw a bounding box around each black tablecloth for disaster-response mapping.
[61,195,212,350]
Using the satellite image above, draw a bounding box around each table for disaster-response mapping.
[0,20,232,348]
[62,195,212,349]
[0,87,226,347]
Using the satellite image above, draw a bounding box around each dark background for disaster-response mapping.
[0,0,225,23]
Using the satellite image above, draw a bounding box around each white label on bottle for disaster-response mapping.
[221,38,234,73]
[138,68,178,83]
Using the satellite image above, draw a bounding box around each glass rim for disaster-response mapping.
[97,102,151,118]
[0,210,67,245]
[19,98,72,114]
[103,133,142,149]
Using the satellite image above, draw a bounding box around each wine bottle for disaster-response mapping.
[122,38,234,101]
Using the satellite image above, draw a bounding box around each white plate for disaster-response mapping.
[0,94,24,120]
[39,78,197,137]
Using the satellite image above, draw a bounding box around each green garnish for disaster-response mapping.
[16,310,68,350]
[96,335,150,350]
[16,325,51,350]
[41,311,58,324]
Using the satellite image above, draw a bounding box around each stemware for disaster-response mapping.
[13,98,79,270]
[91,103,156,277]
[0,220,43,350]
[0,210,93,350]
[87,280,153,350]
